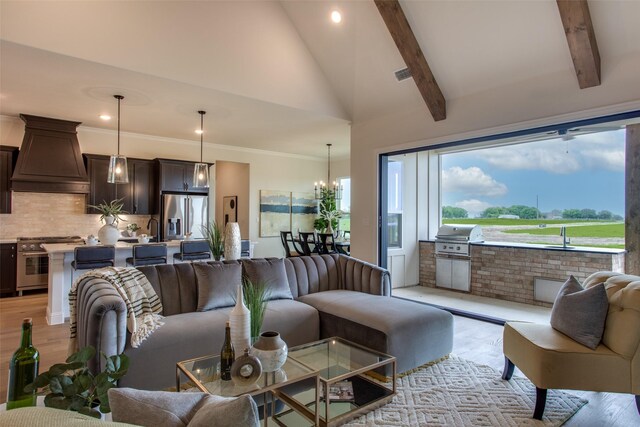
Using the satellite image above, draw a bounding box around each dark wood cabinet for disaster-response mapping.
[85,154,156,215]
[0,243,17,296]
[158,159,209,193]
[0,146,18,214]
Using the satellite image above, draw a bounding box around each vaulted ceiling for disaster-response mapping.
[1,1,639,158]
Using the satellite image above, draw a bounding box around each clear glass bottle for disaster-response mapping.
[7,318,39,410]
[220,321,235,381]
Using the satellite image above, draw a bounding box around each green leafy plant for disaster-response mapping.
[26,346,129,418]
[202,222,224,261]
[242,279,271,339]
[126,223,141,232]
[88,199,127,225]
[314,187,342,232]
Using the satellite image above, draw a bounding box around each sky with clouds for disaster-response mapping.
[441,129,626,218]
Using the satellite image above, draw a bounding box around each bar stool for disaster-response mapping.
[126,243,168,267]
[240,239,251,258]
[173,240,211,263]
[71,246,116,283]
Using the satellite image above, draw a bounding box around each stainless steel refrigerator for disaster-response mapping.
[162,194,209,240]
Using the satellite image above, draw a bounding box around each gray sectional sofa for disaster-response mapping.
[74,254,453,390]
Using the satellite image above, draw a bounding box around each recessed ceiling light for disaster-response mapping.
[99,114,111,121]
[195,129,204,134]
[331,10,342,24]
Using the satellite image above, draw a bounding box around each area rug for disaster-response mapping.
[344,356,587,427]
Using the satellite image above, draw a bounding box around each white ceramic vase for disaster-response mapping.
[250,331,288,372]
[98,216,120,245]
[224,222,241,260]
[229,285,251,356]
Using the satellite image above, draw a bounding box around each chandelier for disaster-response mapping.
[314,143,342,201]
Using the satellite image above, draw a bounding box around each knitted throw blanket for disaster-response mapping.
[69,267,164,353]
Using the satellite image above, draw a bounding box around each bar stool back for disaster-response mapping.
[126,243,168,267]
[173,240,211,262]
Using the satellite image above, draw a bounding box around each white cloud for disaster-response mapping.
[455,199,492,216]
[442,166,508,197]
[472,129,625,174]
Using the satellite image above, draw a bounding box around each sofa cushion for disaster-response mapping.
[297,290,453,373]
[108,388,258,427]
[242,258,293,301]
[550,275,608,349]
[193,262,242,311]
[120,300,319,390]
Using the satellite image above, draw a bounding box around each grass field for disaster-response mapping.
[442,218,611,226]
[503,223,625,238]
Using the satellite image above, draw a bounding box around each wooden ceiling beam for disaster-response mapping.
[374,0,446,121]
[556,0,601,89]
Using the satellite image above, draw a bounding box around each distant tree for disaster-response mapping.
[562,209,581,219]
[597,210,613,220]
[507,205,540,219]
[480,207,508,218]
[580,208,597,219]
[442,206,468,219]
[612,214,624,221]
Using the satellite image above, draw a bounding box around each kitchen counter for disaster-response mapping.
[0,238,18,244]
[419,240,625,254]
[42,240,184,325]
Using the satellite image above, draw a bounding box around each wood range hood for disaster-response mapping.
[11,114,89,194]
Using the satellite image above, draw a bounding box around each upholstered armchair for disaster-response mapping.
[502,271,640,419]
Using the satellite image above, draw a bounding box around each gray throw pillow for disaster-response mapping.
[187,394,259,427]
[242,258,293,300]
[193,262,242,311]
[108,388,206,427]
[550,275,609,350]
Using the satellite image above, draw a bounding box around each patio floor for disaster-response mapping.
[393,285,551,324]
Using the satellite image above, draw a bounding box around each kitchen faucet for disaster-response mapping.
[560,226,570,249]
[147,217,160,242]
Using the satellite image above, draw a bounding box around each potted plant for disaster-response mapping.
[26,346,129,418]
[88,198,127,225]
[126,223,141,237]
[202,222,224,261]
[88,199,127,245]
[314,188,342,234]
[242,279,271,340]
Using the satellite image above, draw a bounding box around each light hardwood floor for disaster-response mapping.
[0,294,637,425]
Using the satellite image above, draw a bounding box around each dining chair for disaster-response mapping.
[298,232,318,256]
[126,243,168,267]
[316,233,337,255]
[173,240,211,263]
[280,231,303,257]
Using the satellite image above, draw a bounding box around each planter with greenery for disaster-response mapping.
[88,198,127,225]
[314,188,342,233]
[26,346,129,418]
[242,279,271,340]
[126,223,141,237]
[202,222,224,261]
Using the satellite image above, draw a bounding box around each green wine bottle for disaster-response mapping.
[220,321,235,381]
[7,318,39,410]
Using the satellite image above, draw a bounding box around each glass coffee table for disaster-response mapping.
[176,337,396,427]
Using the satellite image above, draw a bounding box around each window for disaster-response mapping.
[387,161,403,248]
[337,177,351,232]
[440,127,626,249]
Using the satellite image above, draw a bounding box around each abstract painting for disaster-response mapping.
[291,192,318,233]
[259,190,291,237]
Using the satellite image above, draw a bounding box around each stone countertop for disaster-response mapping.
[419,240,625,254]
[0,238,18,244]
[42,240,183,254]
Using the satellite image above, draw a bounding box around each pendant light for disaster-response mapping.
[193,110,209,188]
[314,143,342,200]
[107,95,129,184]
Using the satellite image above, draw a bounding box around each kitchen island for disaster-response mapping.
[42,241,184,325]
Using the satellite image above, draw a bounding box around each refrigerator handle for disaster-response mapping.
[185,197,190,235]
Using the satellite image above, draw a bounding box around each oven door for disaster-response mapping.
[17,252,49,290]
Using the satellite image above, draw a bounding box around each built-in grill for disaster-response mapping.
[17,236,83,294]
[434,224,483,292]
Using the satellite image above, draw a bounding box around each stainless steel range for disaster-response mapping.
[17,236,83,295]
[434,225,483,292]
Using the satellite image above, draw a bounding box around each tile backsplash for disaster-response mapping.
[0,192,151,239]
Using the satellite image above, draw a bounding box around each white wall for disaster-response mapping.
[214,161,250,237]
[0,115,331,257]
[350,54,640,264]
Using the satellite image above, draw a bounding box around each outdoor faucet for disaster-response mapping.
[560,226,570,249]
